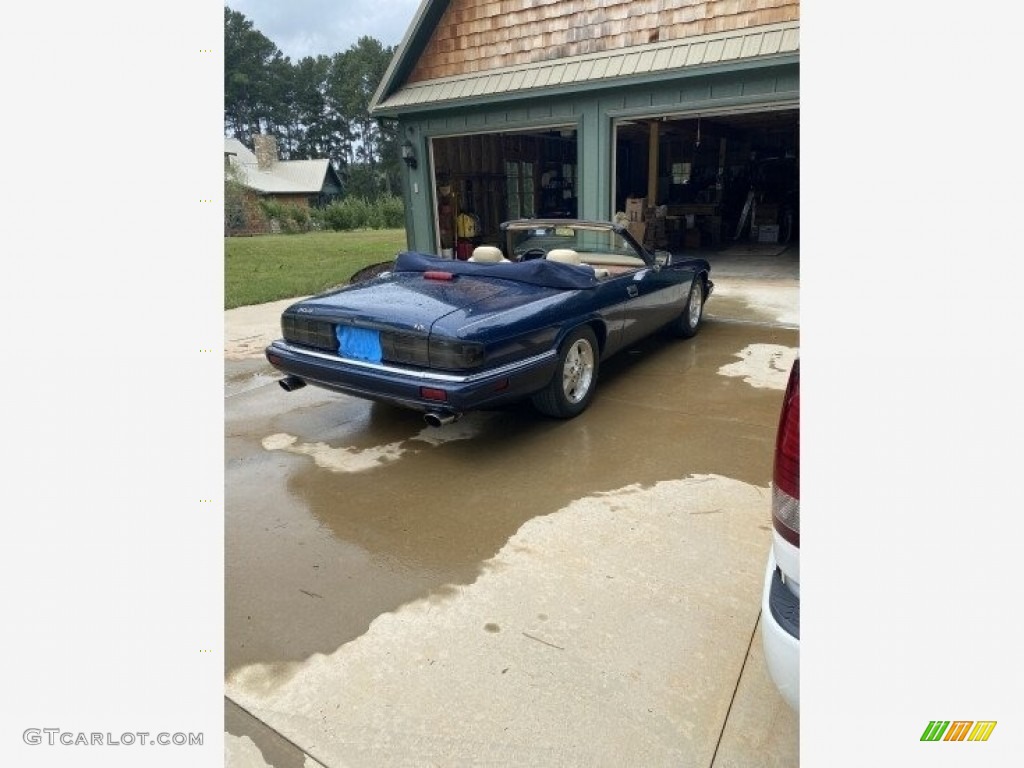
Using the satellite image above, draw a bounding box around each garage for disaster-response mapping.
[422,107,797,258]
[371,4,799,260]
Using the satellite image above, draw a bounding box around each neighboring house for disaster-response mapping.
[224,135,343,231]
[370,0,799,255]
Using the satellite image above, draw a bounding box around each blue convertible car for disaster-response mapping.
[266,220,712,426]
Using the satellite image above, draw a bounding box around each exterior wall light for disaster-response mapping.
[401,141,417,169]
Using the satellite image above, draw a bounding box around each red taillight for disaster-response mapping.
[424,270,454,281]
[772,359,800,546]
[420,387,448,402]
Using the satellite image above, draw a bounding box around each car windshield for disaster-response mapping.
[505,224,642,261]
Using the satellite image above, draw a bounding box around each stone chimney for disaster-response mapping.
[252,134,278,169]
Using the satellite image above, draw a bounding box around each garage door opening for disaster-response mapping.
[430,128,577,258]
[614,109,798,253]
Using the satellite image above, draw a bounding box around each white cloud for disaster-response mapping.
[227,0,421,59]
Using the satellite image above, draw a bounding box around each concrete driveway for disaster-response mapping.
[224,247,800,767]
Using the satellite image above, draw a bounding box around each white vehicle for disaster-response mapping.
[761,358,799,710]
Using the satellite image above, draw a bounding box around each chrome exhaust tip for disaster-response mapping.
[423,411,459,428]
[279,376,306,392]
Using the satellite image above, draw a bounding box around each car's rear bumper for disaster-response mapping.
[761,548,800,711]
[266,340,559,414]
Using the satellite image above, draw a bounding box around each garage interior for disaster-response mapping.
[615,108,799,253]
[431,128,578,257]
[429,107,797,257]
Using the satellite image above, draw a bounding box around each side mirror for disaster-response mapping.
[654,250,672,267]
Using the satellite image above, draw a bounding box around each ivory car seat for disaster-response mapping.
[545,248,581,265]
[468,246,508,263]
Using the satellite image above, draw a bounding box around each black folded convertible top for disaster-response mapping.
[393,251,598,290]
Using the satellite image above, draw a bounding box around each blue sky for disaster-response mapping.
[226,0,422,59]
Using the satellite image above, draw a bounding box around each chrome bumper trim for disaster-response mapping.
[271,341,557,384]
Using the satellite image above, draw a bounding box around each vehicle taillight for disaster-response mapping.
[772,359,800,547]
[424,270,455,281]
[420,387,448,402]
[428,338,485,370]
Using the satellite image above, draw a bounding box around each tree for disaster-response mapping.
[377,117,401,196]
[264,55,297,155]
[224,7,287,140]
[330,37,398,198]
[291,55,353,167]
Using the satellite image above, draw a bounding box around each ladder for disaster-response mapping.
[733,189,756,240]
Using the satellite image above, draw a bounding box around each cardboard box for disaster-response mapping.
[757,225,780,243]
[625,196,646,222]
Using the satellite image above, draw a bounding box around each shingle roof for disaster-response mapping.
[224,139,334,194]
[372,20,798,115]
[224,137,256,165]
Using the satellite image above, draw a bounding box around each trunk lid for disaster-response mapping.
[287,271,563,336]
[287,272,528,333]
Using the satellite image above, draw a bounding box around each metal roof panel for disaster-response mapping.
[669,44,690,69]
[652,47,673,71]
[740,33,764,58]
[761,30,784,55]
[721,37,744,60]
[687,41,708,66]
[621,52,641,75]
[605,54,625,78]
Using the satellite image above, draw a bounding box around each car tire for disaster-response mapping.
[670,277,705,339]
[531,326,600,419]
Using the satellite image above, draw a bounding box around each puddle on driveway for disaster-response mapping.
[706,279,799,326]
[260,413,493,472]
[717,344,798,390]
[262,433,408,472]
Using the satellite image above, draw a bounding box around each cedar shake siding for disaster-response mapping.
[408,0,799,83]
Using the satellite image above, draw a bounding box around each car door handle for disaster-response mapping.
[626,285,639,298]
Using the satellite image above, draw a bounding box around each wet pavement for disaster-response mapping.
[225,246,800,767]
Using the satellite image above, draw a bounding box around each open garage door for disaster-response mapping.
[614,107,798,254]
[430,127,577,258]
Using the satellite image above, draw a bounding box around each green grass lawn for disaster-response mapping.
[225,229,408,309]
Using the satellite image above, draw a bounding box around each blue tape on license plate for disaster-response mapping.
[337,326,382,363]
